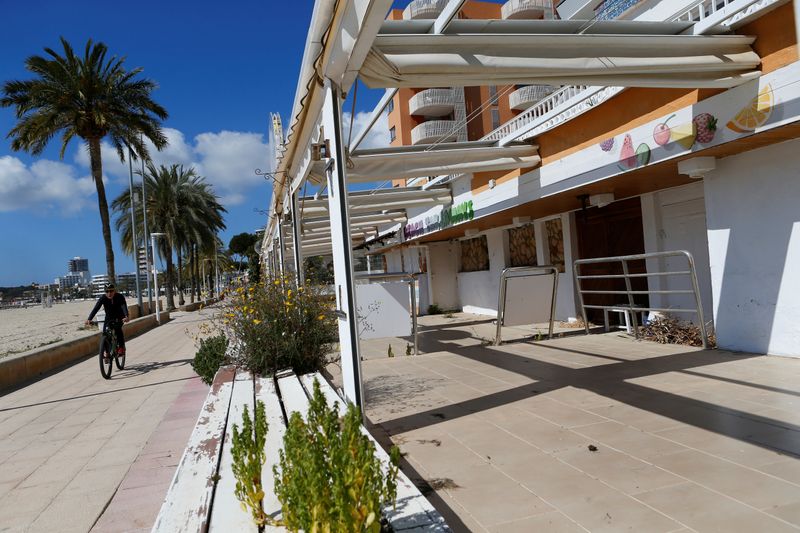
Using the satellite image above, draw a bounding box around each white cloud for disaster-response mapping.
[73,127,272,206]
[0,156,96,214]
[342,111,390,150]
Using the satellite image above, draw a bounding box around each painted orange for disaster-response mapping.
[741,2,798,75]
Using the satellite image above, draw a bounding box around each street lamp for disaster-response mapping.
[150,232,165,324]
[128,148,143,310]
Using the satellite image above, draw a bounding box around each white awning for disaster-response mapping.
[309,141,539,183]
[298,186,452,218]
[360,32,760,89]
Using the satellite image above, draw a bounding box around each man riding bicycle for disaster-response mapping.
[86,284,129,355]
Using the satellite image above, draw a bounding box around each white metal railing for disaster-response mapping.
[403,0,448,20]
[508,85,557,111]
[483,84,624,143]
[501,0,556,19]
[593,0,646,20]
[408,88,456,116]
[672,0,782,28]
[411,120,459,145]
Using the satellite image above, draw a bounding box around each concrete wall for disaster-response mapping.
[428,241,460,311]
[459,227,507,315]
[703,139,800,356]
[0,312,171,391]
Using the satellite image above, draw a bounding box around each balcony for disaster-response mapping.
[555,0,604,20]
[509,85,557,111]
[594,0,646,21]
[411,120,459,145]
[408,89,456,117]
[403,0,448,20]
[501,0,555,19]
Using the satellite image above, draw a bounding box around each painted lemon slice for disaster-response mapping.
[728,84,774,133]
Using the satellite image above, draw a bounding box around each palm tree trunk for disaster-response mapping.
[190,245,196,304]
[177,249,185,306]
[194,246,201,301]
[165,246,176,311]
[89,138,116,282]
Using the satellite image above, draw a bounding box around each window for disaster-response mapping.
[491,109,501,130]
[508,224,537,267]
[387,98,394,114]
[488,85,497,101]
[389,126,396,142]
[545,218,566,273]
[460,236,490,272]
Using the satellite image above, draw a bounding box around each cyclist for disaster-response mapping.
[86,283,129,356]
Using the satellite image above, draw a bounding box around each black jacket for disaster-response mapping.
[88,293,129,321]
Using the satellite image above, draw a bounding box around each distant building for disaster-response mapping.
[68,257,89,273]
[56,272,90,290]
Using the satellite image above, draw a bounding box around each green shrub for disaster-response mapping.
[274,379,400,532]
[427,304,443,315]
[231,401,273,527]
[221,278,338,376]
[191,334,229,385]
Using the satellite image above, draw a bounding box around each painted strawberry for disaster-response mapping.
[693,113,717,144]
[599,137,615,152]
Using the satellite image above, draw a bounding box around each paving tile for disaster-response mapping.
[651,450,800,509]
[572,421,688,461]
[765,501,800,526]
[487,511,586,532]
[636,481,797,533]
[758,458,800,485]
[558,488,681,532]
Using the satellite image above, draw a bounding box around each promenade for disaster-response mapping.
[0,308,212,533]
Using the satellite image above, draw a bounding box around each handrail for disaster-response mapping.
[573,250,710,349]
[495,265,559,345]
[355,272,420,355]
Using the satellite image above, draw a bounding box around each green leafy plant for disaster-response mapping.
[405,344,413,356]
[427,304,443,315]
[221,278,338,376]
[191,334,229,385]
[387,344,394,358]
[231,401,274,527]
[274,380,400,532]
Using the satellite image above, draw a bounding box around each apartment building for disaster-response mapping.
[364,0,800,357]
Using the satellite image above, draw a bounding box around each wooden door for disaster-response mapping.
[575,197,648,324]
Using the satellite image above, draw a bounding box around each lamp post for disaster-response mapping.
[150,232,165,324]
[140,139,153,310]
[128,149,143,310]
[215,246,220,299]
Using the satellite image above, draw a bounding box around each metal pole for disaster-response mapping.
[290,192,304,285]
[277,221,286,279]
[620,259,640,339]
[140,146,153,310]
[215,245,220,298]
[151,233,162,324]
[128,149,143,311]
[573,262,591,335]
[410,275,418,356]
[686,252,710,349]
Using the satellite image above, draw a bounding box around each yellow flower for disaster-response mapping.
[287,289,293,298]
[317,314,326,321]
[253,319,262,324]
[273,280,280,286]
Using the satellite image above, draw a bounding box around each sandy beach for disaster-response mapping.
[0,297,170,358]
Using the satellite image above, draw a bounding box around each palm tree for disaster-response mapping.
[1,37,168,282]
[112,163,226,310]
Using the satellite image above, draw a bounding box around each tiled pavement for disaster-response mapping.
[0,308,213,533]
[358,313,800,532]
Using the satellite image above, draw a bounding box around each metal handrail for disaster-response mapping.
[495,265,559,345]
[355,272,420,356]
[573,250,709,349]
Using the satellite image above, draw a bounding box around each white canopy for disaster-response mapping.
[361,31,760,89]
[308,141,539,183]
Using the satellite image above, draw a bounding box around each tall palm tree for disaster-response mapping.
[112,163,226,310]
[1,37,168,282]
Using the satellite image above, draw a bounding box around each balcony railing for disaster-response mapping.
[593,0,646,20]
[509,85,557,111]
[408,89,456,117]
[482,85,624,143]
[671,0,781,30]
[502,0,555,19]
[411,120,459,145]
[403,0,448,20]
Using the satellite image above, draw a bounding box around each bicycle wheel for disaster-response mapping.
[99,336,113,379]
[114,344,126,370]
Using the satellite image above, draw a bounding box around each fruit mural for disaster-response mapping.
[599,137,615,151]
[728,84,774,133]
[653,114,675,146]
[619,134,636,168]
[694,113,717,144]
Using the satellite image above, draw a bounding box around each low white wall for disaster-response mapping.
[459,228,506,316]
[703,139,800,356]
[428,242,460,311]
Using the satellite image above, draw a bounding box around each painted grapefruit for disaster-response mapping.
[727,84,773,133]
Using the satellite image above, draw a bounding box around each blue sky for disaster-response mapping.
[0,0,397,286]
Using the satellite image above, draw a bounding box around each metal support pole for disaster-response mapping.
[322,79,363,407]
[127,149,142,310]
[277,222,286,279]
[620,259,640,338]
[686,253,710,349]
[214,245,220,298]
[290,191,304,285]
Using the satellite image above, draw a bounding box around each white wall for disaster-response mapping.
[459,228,506,316]
[703,139,800,356]
[428,241,460,310]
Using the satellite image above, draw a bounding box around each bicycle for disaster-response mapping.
[95,319,126,379]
